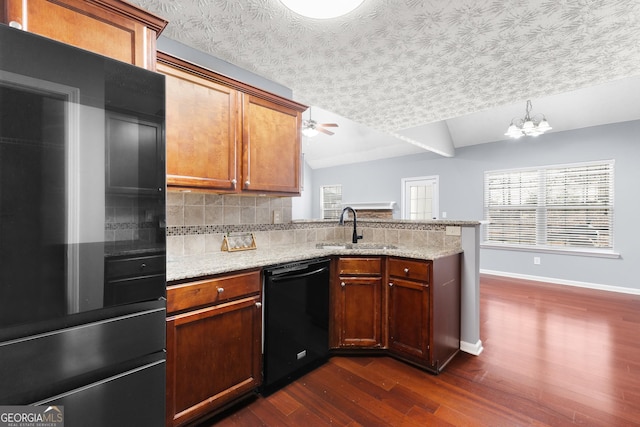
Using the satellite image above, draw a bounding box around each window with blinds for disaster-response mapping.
[320,184,342,220]
[484,161,614,250]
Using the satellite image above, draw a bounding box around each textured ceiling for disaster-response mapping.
[130,0,640,162]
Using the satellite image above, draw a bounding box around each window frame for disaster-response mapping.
[482,160,619,258]
[320,184,343,220]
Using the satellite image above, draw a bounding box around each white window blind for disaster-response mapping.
[484,161,614,250]
[320,185,342,220]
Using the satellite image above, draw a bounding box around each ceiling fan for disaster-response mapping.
[302,108,338,137]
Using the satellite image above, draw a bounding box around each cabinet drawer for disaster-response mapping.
[337,257,382,276]
[167,270,261,313]
[388,258,430,282]
[106,254,165,280]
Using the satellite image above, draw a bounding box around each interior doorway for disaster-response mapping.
[401,176,439,220]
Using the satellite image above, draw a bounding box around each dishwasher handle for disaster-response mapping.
[269,266,329,282]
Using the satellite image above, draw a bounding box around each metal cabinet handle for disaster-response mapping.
[404,268,410,274]
[255,302,262,308]
[341,282,346,288]
[217,287,224,294]
[231,178,237,188]
[244,180,250,188]
[389,282,394,287]
[140,263,147,270]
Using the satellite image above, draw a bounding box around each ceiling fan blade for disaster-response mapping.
[318,123,338,127]
[318,127,335,136]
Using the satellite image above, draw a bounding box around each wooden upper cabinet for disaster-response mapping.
[158,60,240,191]
[157,52,306,195]
[242,95,301,194]
[2,0,167,70]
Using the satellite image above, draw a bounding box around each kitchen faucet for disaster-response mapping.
[339,207,363,244]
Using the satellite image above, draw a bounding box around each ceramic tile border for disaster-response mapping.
[165,220,452,237]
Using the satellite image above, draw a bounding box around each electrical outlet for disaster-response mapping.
[445,226,461,236]
[273,210,282,224]
[534,256,541,265]
[442,211,447,218]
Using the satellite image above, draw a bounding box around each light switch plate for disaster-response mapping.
[273,211,282,224]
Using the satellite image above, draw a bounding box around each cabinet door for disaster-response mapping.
[166,296,261,427]
[3,0,166,69]
[105,111,164,195]
[242,95,301,194]
[159,62,240,191]
[335,277,383,348]
[388,277,430,362]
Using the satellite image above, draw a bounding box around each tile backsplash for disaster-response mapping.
[166,191,294,256]
[165,191,461,258]
[167,192,292,227]
[105,194,164,243]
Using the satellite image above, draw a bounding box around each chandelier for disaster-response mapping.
[505,100,552,138]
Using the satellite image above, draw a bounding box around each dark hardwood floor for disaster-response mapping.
[203,274,640,426]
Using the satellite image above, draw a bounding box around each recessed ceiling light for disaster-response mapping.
[280,0,365,19]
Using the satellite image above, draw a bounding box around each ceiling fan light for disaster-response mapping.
[302,127,319,137]
[280,0,365,19]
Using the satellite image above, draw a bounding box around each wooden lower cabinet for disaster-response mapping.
[388,276,430,361]
[331,254,461,374]
[166,270,262,427]
[387,258,431,364]
[331,257,384,349]
[387,255,461,373]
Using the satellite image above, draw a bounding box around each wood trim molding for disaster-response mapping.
[157,51,307,112]
[89,0,168,35]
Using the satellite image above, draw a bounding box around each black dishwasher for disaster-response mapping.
[262,258,331,395]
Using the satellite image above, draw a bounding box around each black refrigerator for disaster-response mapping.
[0,24,166,426]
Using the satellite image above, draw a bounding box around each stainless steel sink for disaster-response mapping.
[316,242,398,250]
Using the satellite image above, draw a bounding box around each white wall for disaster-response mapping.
[292,160,314,220]
[309,120,640,292]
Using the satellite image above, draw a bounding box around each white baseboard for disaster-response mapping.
[480,269,640,296]
[460,339,483,356]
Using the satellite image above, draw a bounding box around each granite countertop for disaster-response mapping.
[292,219,480,226]
[167,243,462,282]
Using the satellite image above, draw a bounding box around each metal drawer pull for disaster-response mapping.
[389,282,394,287]
[255,302,262,308]
[404,268,410,274]
[217,287,224,294]
[140,263,147,270]
[341,282,346,288]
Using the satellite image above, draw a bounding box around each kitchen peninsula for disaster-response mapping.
[165,218,481,427]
